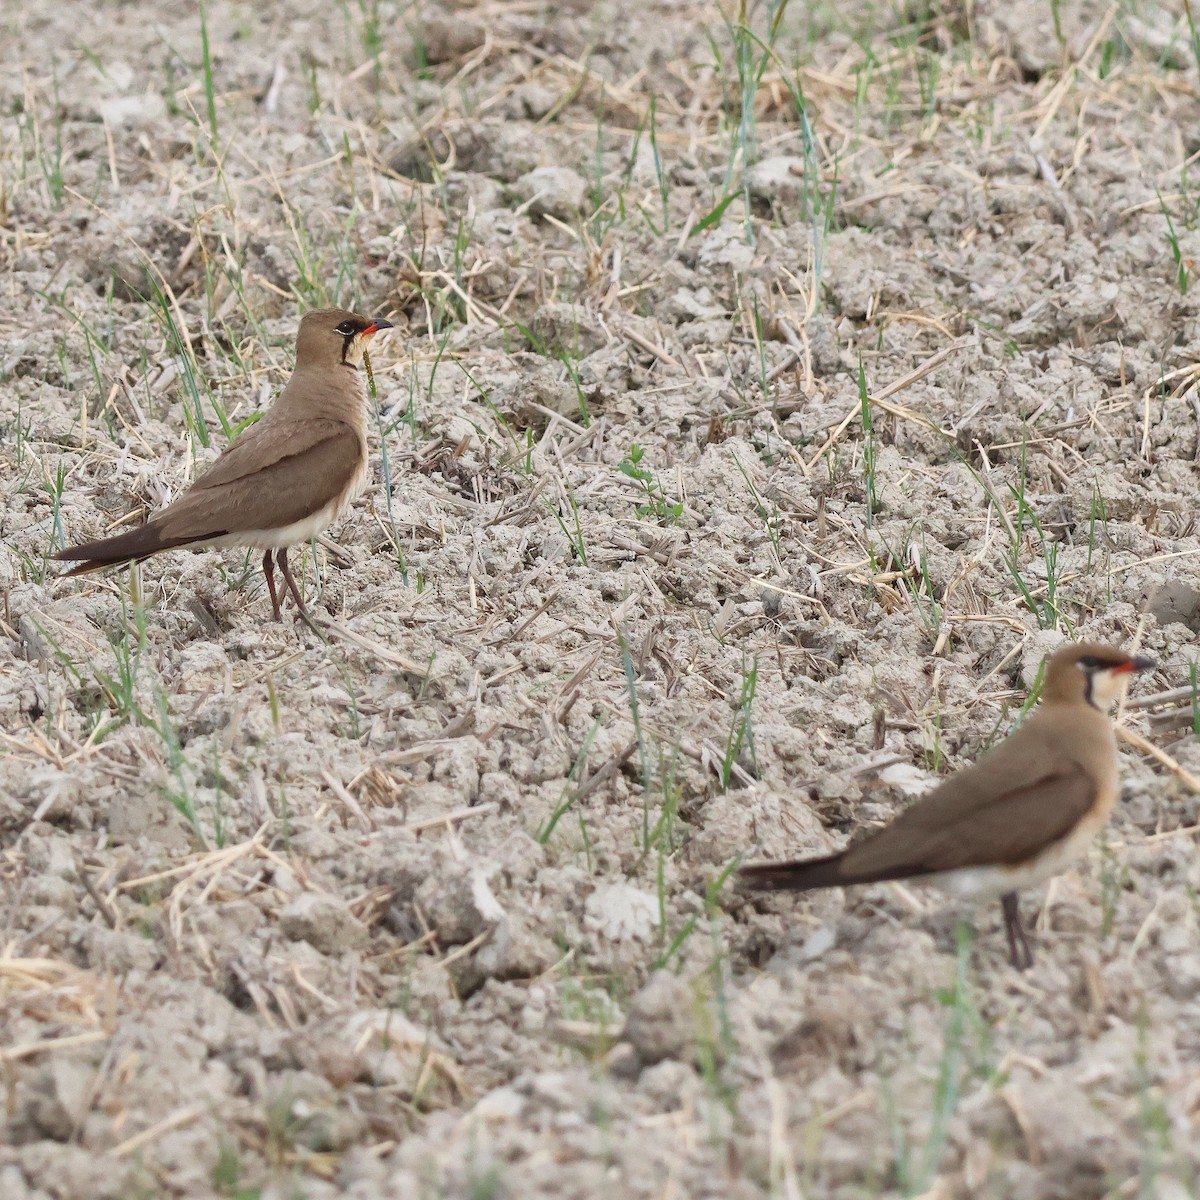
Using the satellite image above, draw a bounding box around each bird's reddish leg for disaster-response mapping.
[262,549,283,622]
[1001,891,1033,971]
[277,547,321,632]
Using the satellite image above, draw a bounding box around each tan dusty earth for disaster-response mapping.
[4,0,1200,1196]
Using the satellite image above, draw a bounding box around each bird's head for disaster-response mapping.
[1042,642,1155,709]
[295,307,394,370]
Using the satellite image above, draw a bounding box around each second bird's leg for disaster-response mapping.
[277,547,320,631]
[262,549,282,622]
[1001,891,1034,971]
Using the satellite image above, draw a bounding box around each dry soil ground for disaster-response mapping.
[6,0,1200,1197]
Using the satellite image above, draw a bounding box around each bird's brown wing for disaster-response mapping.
[55,421,361,572]
[155,420,361,539]
[184,417,350,493]
[741,721,1102,893]
[838,767,1097,881]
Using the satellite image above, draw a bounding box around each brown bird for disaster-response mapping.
[740,643,1154,968]
[55,308,393,623]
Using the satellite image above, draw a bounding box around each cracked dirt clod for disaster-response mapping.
[621,971,696,1067]
[278,892,368,954]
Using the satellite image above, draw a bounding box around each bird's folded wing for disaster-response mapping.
[188,418,352,491]
[155,422,361,541]
[841,768,1097,880]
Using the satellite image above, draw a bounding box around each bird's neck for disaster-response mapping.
[1035,698,1114,732]
[274,366,368,433]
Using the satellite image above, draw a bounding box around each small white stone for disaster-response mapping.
[584,884,660,942]
[516,166,587,221]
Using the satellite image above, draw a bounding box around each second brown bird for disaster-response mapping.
[740,643,1154,968]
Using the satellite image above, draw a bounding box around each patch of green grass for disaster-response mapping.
[356,0,384,88]
[963,442,1070,632]
[619,444,684,525]
[894,531,942,634]
[557,964,623,1061]
[1049,0,1065,47]
[712,0,792,240]
[648,94,670,230]
[1085,481,1110,579]
[515,321,593,425]
[374,394,412,585]
[1097,27,1131,79]
[694,915,740,1113]
[45,459,68,553]
[467,1164,506,1200]
[19,74,67,209]
[919,704,944,774]
[977,656,1044,752]
[1185,0,1200,73]
[145,276,231,450]
[150,687,204,844]
[1006,472,1066,632]
[1133,1003,1172,1198]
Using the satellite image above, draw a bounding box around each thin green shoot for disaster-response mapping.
[200,5,219,145]
[1097,832,1129,939]
[617,629,653,849]
[656,856,741,970]
[648,94,670,228]
[1134,1003,1172,1197]
[1190,660,1200,737]
[46,460,67,550]
[1049,0,1065,46]
[889,923,974,1196]
[859,359,878,525]
[729,449,783,559]
[898,532,942,633]
[718,0,791,240]
[1086,482,1108,573]
[549,478,589,566]
[1158,191,1190,294]
[560,350,591,426]
[689,191,738,237]
[538,717,605,844]
[721,656,759,790]
[1186,0,1200,83]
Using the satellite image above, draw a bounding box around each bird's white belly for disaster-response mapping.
[236,501,344,549]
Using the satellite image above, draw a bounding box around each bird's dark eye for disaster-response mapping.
[334,321,356,335]
[1078,655,1120,672]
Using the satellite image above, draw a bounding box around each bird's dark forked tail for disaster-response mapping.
[738,854,849,892]
[53,523,200,577]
